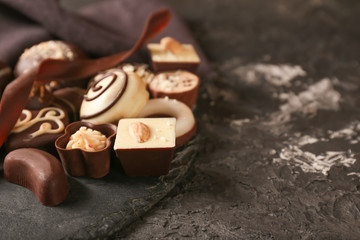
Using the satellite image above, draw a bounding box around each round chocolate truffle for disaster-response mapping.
[14,40,86,77]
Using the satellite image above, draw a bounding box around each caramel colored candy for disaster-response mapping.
[4,148,69,206]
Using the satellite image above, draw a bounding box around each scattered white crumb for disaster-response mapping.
[273,121,360,175]
[279,78,340,116]
[230,119,250,128]
[298,135,319,146]
[274,146,355,175]
[347,172,360,178]
[232,64,306,86]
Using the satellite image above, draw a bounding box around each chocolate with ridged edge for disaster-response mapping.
[55,121,117,178]
[4,148,69,206]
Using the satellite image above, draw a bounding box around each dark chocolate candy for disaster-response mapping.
[55,121,117,178]
[4,148,69,206]
[53,87,85,122]
[5,107,69,154]
[25,82,55,110]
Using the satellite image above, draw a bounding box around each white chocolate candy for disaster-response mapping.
[137,98,196,146]
[120,63,154,84]
[147,43,200,62]
[115,118,176,149]
[80,68,149,124]
[66,127,107,152]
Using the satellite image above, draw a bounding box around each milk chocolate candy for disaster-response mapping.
[147,37,201,73]
[148,70,200,108]
[4,148,69,206]
[56,121,117,178]
[114,118,176,176]
[0,61,13,97]
[5,107,69,154]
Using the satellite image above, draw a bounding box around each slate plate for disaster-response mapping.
[0,135,199,239]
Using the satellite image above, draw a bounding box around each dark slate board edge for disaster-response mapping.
[62,135,200,240]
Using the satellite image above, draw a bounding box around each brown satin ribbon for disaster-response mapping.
[0,8,171,148]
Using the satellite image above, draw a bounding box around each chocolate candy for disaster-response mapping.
[5,107,69,154]
[147,37,201,73]
[14,40,86,77]
[148,70,200,108]
[119,63,154,84]
[56,121,117,178]
[4,148,69,206]
[138,98,197,147]
[25,82,55,110]
[14,40,88,95]
[114,118,176,176]
[53,87,85,122]
[0,61,13,97]
[80,68,149,124]
[0,9,171,149]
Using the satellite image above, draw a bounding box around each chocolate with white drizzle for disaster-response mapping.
[80,68,149,124]
[5,107,69,154]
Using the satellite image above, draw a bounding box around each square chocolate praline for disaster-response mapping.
[114,118,176,177]
[147,43,200,73]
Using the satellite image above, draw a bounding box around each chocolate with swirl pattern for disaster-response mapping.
[81,68,128,119]
[80,68,149,124]
[5,107,69,154]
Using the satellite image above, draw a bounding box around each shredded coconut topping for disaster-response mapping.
[66,127,107,152]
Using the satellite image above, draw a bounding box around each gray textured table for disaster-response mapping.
[114,0,360,239]
[4,0,360,239]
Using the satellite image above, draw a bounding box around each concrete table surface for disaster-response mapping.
[112,0,360,239]
[14,0,360,239]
